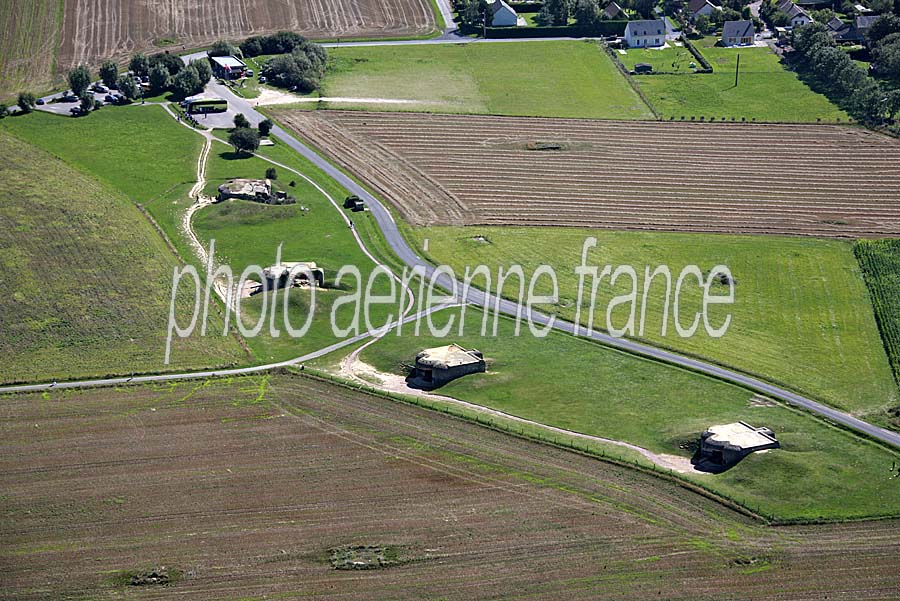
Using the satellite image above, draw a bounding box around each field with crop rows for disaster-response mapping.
[855,239,900,397]
[58,0,436,71]
[0,0,63,99]
[3,374,900,599]
[277,111,900,237]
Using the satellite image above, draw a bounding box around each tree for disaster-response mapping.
[79,92,95,114]
[149,52,183,77]
[261,41,328,91]
[574,0,600,30]
[884,88,900,120]
[209,40,238,57]
[258,118,273,136]
[867,13,900,46]
[634,0,655,19]
[191,59,212,85]
[234,112,250,128]
[695,14,711,34]
[171,65,202,99]
[536,0,571,25]
[873,33,900,80]
[130,53,149,76]
[116,75,139,101]
[17,92,36,113]
[68,64,92,96]
[265,167,277,180]
[149,63,171,94]
[228,127,260,154]
[99,60,119,87]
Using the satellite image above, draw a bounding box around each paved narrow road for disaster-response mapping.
[196,80,900,451]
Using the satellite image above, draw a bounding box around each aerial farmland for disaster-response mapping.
[2,0,900,598]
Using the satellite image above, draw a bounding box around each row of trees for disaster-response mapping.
[792,22,900,123]
[128,52,212,98]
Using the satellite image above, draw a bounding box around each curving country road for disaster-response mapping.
[189,81,900,451]
[7,73,900,452]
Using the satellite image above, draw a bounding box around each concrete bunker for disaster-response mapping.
[695,421,779,471]
[263,262,325,289]
[412,344,485,388]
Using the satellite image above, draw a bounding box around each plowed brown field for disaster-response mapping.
[2,374,900,599]
[58,0,436,70]
[277,111,900,237]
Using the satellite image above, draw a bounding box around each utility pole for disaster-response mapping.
[735,53,741,87]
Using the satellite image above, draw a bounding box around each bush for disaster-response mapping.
[17,92,36,113]
[265,167,277,180]
[0,103,7,118]
[129,53,149,76]
[209,40,238,57]
[258,118,273,136]
[68,64,92,96]
[99,60,118,87]
[171,65,202,100]
[234,113,250,128]
[116,75,139,101]
[228,127,260,154]
[149,52,183,77]
[261,42,326,92]
[240,31,309,57]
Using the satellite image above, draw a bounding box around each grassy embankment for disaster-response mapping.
[0,126,242,382]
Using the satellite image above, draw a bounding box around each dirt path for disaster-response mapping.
[253,88,429,106]
[338,351,704,475]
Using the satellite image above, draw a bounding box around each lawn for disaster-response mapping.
[192,141,409,363]
[359,307,900,520]
[618,42,697,74]
[0,129,243,383]
[322,40,653,119]
[626,38,848,122]
[405,226,898,422]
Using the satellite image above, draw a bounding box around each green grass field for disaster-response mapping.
[0,129,243,383]
[193,147,399,363]
[406,226,897,421]
[624,38,848,122]
[322,40,653,119]
[359,307,900,520]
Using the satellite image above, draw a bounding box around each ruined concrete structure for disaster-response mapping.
[262,262,325,289]
[413,344,485,388]
[217,178,272,202]
[699,422,779,468]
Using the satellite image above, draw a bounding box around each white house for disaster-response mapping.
[488,0,518,26]
[686,0,717,20]
[721,20,755,46]
[776,0,812,27]
[624,19,666,47]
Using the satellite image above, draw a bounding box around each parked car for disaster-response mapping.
[69,106,82,115]
[104,94,115,103]
[36,98,45,105]
[258,76,267,84]
[61,94,77,103]
[92,83,108,93]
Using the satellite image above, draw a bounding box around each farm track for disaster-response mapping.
[281,111,900,237]
[3,374,900,599]
[55,0,436,75]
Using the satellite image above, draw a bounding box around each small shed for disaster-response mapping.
[209,55,247,79]
[699,422,779,468]
[413,344,485,388]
